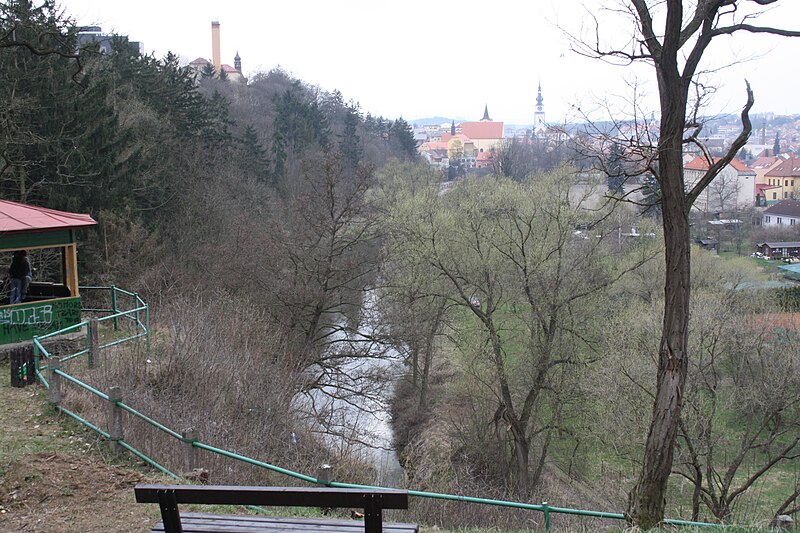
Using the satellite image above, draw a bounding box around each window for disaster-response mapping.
[765,216,771,223]
[778,217,783,225]
[785,192,789,198]
[773,192,778,199]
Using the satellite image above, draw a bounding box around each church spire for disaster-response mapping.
[536,82,543,111]
[481,104,491,122]
[534,82,546,135]
[234,50,241,72]
[451,120,456,136]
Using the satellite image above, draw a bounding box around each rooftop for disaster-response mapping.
[0,199,96,234]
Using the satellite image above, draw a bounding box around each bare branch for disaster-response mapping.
[685,81,753,208]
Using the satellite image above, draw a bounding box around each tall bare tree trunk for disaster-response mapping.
[628,58,691,528]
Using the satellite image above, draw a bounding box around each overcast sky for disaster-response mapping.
[59,0,800,125]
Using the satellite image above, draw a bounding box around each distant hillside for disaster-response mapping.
[409,116,464,127]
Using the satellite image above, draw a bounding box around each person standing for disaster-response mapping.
[8,250,32,304]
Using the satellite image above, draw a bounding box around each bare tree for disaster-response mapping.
[571,1,800,526]
[676,291,800,522]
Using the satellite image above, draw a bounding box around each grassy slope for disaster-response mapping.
[0,350,790,533]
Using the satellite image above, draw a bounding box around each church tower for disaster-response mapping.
[534,83,546,135]
[234,51,241,72]
[481,104,492,122]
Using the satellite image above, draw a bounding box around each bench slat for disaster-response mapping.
[149,513,418,533]
[135,485,409,509]
[136,485,416,533]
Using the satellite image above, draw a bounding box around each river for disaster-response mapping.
[299,289,405,486]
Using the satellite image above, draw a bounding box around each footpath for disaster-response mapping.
[0,363,163,532]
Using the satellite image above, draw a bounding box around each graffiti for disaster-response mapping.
[0,305,53,326]
[0,298,82,344]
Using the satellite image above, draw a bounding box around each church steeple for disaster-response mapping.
[534,82,546,135]
[536,82,544,111]
[481,104,491,122]
[451,120,456,136]
[234,51,241,72]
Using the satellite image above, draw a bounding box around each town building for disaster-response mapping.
[187,21,245,83]
[683,155,755,213]
[762,199,800,227]
[764,156,800,203]
[77,26,143,55]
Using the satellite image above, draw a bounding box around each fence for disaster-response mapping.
[31,288,721,532]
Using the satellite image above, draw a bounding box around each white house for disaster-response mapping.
[762,199,800,227]
[683,156,755,214]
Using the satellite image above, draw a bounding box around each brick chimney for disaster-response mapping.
[211,21,221,72]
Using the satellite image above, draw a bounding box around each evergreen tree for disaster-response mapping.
[271,81,331,183]
[201,62,215,79]
[390,117,417,160]
[238,125,271,183]
[606,142,626,193]
[340,105,362,171]
[774,132,781,155]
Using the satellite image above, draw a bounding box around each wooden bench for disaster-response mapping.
[134,484,418,533]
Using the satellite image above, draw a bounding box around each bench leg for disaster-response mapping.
[157,489,183,533]
[364,494,383,533]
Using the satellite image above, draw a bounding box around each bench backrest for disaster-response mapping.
[135,484,410,533]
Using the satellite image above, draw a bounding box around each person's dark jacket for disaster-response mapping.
[9,256,31,280]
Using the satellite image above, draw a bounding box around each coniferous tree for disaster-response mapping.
[271,80,331,183]
[340,105,362,171]
[201,62,215,79]
[390,117,417,160]
[238,125,271,183]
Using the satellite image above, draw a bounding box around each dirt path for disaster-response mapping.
[0,364,165,532]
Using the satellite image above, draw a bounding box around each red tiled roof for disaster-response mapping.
[221,64,239,73]
[189,57,210,65]
[0,200,96,234]
[765,157,800,178]
[756,184,781,195]
[420,141,448,151]
[477,151,495,161]
[460,121,504,140]
[730,158,752,172]
[751,156,781,169]
[684,155,751,172]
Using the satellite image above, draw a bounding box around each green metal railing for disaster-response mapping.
[29,292,723,531]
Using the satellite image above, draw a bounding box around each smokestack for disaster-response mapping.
[211,21,221,72]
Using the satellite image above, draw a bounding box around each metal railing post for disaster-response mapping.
[111,286,119,331]
[145,302,150,352]
[134,292,140,335]
[49,357,61,406]
[542,501,551,533]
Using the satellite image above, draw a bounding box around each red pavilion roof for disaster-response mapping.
[0,199,96,234]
